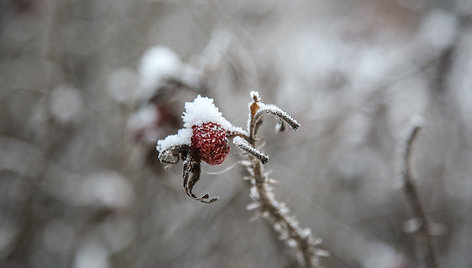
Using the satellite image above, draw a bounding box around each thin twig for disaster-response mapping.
[241,93,326,268]
[401,120,440,268]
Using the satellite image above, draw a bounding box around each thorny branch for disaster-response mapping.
[401,119,440,268]
[155,92,328,266]
[240,91,328,268]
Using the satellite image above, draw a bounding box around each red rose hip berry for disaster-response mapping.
[191,122,230,165]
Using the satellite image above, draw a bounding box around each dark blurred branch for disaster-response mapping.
[3,3,60,264]
[401,121,439,268]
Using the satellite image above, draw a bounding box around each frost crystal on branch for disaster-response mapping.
[247,93,300,139]
[254,103,300,131]
[233,136,269,164]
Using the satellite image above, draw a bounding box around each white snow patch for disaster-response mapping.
[74,241,109,268]
[362,242,407,268]
[127,105,157,132]
[182,95,245,134]
[77,171,134,209]
[183,95,229,128]
[126,105,159,142]
[138,45,182,99]
[107,68,138,103]
[49,85,83,123]
[156,128,192,152]
[418,10,458,52]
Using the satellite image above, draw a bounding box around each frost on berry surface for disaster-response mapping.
[191,122,230,165]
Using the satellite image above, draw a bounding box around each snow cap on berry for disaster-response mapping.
[182,95,245,134]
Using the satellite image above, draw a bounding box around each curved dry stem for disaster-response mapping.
[227,129,250,140]
[401,121,440,268]
[158,144,191,164]
[250,104,300,138]
[183,154,218,204]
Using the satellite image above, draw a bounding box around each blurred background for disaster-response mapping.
[1,0,472,267]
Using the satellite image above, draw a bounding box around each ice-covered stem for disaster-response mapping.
[401,118,439,268]
[242,91,327,268]
[233,136,268,164]
[248,91,300,141]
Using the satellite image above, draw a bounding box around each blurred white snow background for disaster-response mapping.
[1,0,472,267]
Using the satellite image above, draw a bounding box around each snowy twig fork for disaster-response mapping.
[156,91,328,267]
